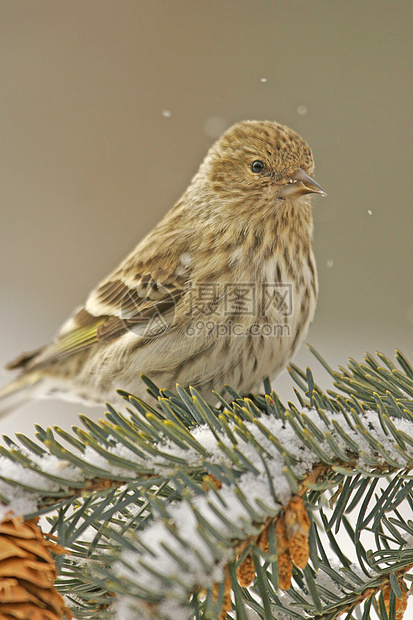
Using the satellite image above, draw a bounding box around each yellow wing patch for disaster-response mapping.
[26,317,106,369]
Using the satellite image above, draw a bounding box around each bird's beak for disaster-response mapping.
[280,167,326,199]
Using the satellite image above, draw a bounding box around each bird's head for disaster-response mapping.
[202,120,325,211]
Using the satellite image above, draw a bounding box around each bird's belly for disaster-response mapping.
[219,317,302,395]
[70,275,316,404]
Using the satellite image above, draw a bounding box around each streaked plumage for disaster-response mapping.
[0,120,325,417]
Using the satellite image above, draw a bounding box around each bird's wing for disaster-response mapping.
[20,255,189,371]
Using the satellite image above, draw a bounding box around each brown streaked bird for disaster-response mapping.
[0,120,326,418]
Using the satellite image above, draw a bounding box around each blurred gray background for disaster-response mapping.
[0,0,412,438]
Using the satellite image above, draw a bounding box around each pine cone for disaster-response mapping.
[0,514,72,619]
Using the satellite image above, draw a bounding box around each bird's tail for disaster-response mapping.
[0,373,43,420]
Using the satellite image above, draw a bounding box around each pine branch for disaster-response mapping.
[0,349,412,619]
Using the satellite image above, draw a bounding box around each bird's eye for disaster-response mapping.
[251,160,265,173]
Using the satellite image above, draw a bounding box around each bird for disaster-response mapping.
[0,120,326,418]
